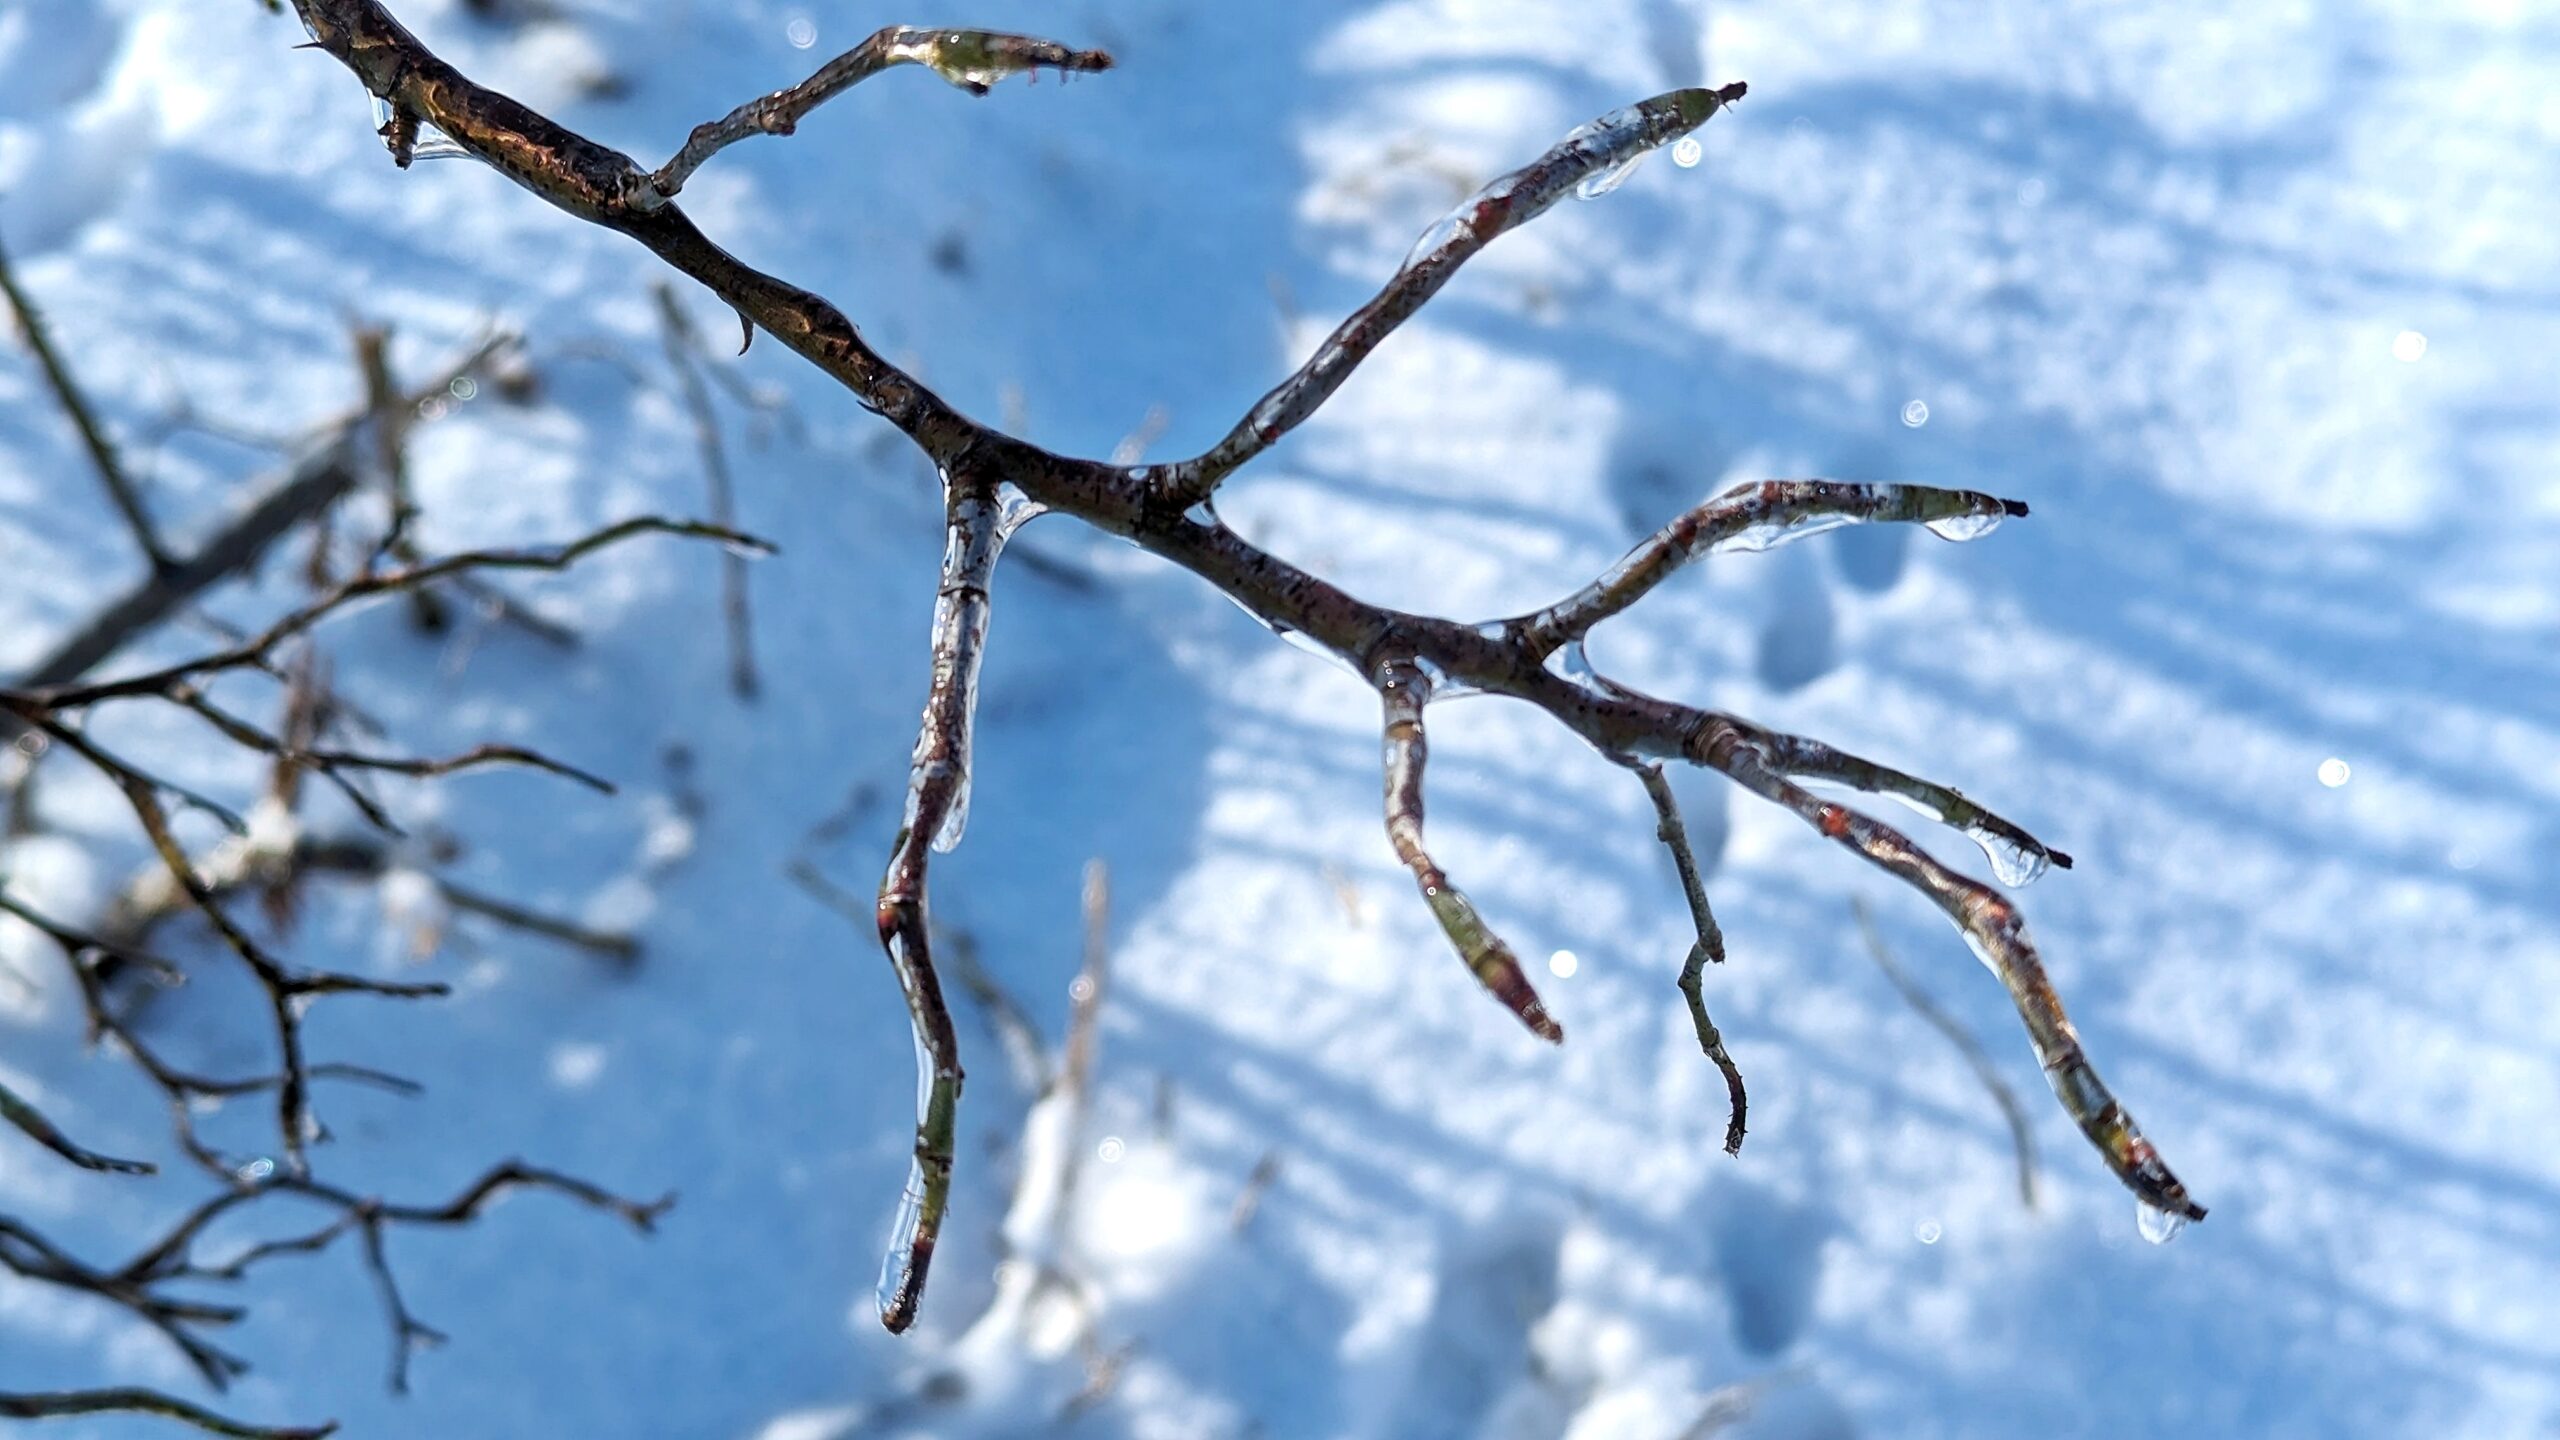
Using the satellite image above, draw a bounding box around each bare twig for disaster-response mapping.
[350,323,449,631]
[4,1161,664,1397]
[0,1076,155,1175]
[0,227,172,570]
[11,331,518,692]
[1047,860,1112,1249]
[1229,1150,1283,1234]
[653,284,759,698]
[1853,897,2040,1209]
[0,1387,335,1439]
[1630,760,1745,1154]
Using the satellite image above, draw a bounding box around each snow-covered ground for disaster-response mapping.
[4,0,2556,1436]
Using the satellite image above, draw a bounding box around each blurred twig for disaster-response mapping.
[1852,897,2040,1210]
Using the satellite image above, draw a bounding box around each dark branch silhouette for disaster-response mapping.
[267,0,2203,1344]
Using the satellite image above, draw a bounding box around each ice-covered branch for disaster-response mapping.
[1635,697,2198,1223]
[1514,479,2022,657]
[1377,659,1562,1042]
[267,0,2206,1333]
[634,27,1112,207]
[1159,82,1747,503]
[870,476,1013,1333]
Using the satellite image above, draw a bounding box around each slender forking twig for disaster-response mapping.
[1630,761,1746,1155]
[277,0,2205,1340]
[0,227,172,571]
[634,28,1112,208]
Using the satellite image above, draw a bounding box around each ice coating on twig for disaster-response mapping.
[1730,720,2071,886]
[1377,660,1563,1042]
[1678,714,2202,1221]
[871,475,1008,1331]
[1163,82,1747,502]
[270,0,2211,1329]
[1516,480,2023,656]
[632,27,1113,208]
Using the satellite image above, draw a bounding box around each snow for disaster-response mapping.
[3,0,2556,1436]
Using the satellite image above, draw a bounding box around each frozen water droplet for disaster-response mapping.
[1901,399,1931,428]
[1575,150,1647,199]
[785,15,817,49]
[1412,655,1478,701]
[1403,211,1476,268]
[1552,639,1600,686]
[1970,828,2049,886]
[1924,511,2004,542]
[994,481,1045,537]
[2137,1199,2187,1245]
[1672,135,1704,168]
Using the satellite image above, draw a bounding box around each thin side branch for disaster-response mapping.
[0,1388,334,1439]
[0,1077,155,1175]
[1161,81,1748,501]
[24,516,770,710]
[1630,761,1744,1154]
[1668,706,2197,1220]
[0,227,171,570]
[635,27,1113,207]
[11,330,517,691]
[1853,897,2040,1209]
[653,284,759,698]
[1376,659,1561,1042]
[1515,479,2022,657]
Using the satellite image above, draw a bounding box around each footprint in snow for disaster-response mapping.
[1710,1180,1837,1358]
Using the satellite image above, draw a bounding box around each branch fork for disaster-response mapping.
[269,0,2204,1349]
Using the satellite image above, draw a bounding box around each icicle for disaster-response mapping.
[1924,511,2006,542]
[1970,825,2051,886]
[2137,1197,2188,1245]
